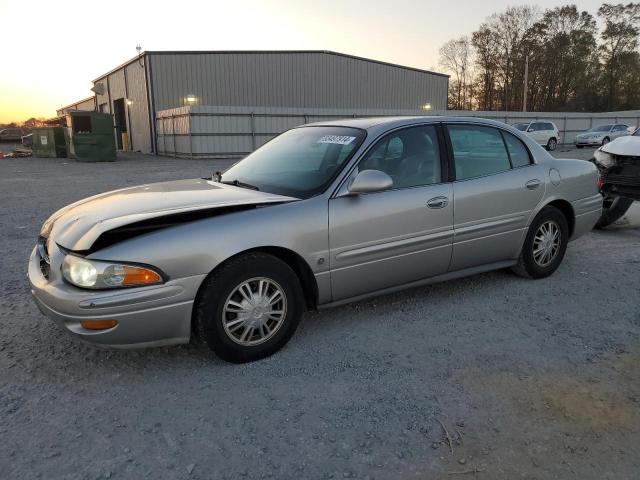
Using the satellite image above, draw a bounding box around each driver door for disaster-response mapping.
[328,124,454,301]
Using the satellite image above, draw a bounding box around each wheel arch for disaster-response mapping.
[544,199,575,238]
[191,246,319,337]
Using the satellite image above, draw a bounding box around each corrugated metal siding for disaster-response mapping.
[149,52,448,112]
[445,110,640,143]
[56,97,96,116]
[108,70,126,102]
[156,105,640,158]
[124,62,151,153]
[93,63,153,153]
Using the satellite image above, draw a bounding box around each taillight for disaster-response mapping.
[597,175,604,191]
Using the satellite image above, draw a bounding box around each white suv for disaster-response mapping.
[512,121,560,151]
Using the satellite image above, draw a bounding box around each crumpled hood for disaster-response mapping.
[601,135,640,157]
[43,178,297,251]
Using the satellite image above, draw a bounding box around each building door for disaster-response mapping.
[112,98,127,150]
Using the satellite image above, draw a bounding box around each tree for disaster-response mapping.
[471,26,499,110]
[439,37,473,110]
[598,2,640,110]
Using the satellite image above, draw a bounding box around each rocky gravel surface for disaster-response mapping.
[1,150,639,479]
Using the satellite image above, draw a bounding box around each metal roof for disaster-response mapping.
[92,50,449,83]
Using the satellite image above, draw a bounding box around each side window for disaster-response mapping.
[448,125,511,180]
[613,125,627,132]
[503,132,531,168]
[543,123,554,131]
[358,125,442,189]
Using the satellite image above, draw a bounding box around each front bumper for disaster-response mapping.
[28,245,206,348]
[575,138,604,146]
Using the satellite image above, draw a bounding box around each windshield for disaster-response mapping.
[634,128,640,137]
[220,126,365,198]
[587,125,613,133]
[512,123,529,131]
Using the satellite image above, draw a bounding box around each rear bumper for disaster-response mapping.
[571,194,603,240]
[28,246,206,348]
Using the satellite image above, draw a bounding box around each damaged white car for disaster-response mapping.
[592,128,640,228]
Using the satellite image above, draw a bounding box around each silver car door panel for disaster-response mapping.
[451,166,545,271]
[329,183,453,301]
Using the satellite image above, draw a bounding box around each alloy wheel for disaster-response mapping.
[533,220,561,267]
[222,277,287,346]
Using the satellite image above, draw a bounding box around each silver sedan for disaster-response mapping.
[575,123,630,148]
[29,117,602,362]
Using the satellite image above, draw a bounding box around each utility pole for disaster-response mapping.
[523,54,529,112]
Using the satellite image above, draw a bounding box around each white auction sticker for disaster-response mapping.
[317,135,356,145]
[40,136,48,145]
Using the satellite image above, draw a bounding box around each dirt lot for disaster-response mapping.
[1,149,639,479]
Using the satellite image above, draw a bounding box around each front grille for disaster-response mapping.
[602,173,639,186]
[37,236,50,279]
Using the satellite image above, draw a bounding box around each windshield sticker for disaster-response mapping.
[317,135,356,145]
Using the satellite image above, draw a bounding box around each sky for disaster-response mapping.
[0,0,606,123]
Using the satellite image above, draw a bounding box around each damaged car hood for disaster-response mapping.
[601,135,640,157]
[43,178,298,251]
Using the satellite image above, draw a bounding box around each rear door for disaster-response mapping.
[446,124,545,271]
[529,122,546,144]
[329,124,453,301]
[612,124,629,139]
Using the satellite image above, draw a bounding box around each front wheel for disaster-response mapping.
[511,206,569,279]
[576,145,584,149]
[194,253,304,363]
[602,137,610,146]
[595,195,633,229]
[546,138,557,151]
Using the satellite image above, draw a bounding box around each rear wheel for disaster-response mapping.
[194,253,304,363]
[576,145,584,149]
[546,138,557,151]
[511,206,569,279]
[595,195,633,229]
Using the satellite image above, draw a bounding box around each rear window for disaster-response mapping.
[503,132,531,168]
[449,125,511,180]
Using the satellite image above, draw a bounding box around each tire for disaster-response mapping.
[194,252,304,363]
[595,195,633,229]
[546,138,557,151]
[602,137,610,146]
[511,205,569,279]
[576,145,584,149]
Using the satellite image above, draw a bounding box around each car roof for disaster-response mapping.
[304,115,512,132]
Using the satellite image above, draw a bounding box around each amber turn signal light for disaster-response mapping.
[80,320,118,330]
[121,266,162,286]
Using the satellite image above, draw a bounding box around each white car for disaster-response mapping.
[512,121,560,151]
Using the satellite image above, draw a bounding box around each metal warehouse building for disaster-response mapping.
[81,50,448,156]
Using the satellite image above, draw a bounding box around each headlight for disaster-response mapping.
[62,255,164,289]
[593,149,616,168]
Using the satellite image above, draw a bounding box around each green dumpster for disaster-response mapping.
[67,111,116,162]
[32,127,68,158]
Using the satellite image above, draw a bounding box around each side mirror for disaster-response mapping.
[347,169,393,194]
[527,128,534,132]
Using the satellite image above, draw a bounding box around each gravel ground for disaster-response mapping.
[1,149,639,480]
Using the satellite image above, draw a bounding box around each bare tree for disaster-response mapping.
[439,36,472,110]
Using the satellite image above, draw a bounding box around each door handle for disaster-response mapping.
[427,196,449,209]
[525,179,541,190]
